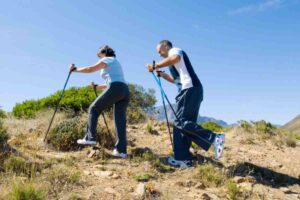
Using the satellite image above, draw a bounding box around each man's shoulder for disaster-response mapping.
[169,47,183,56]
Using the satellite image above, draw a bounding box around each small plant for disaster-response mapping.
[47,165,81,196]
[238,120,253,133]
[285,135,297,147]
[145,121,159,135]
[0,108,6,118]
[9,182,45,200]
[201,121,225,132]
[153,159,175,173]
[226,179,241,200]
[133,172,156,182]
[196,164,226,187]
[4,156,39,177]
[130,147,155,162]
[0,119,9,148]
[254,120,275,135]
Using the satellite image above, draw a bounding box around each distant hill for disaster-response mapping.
[283,115,300,135]
[148,104,230,127]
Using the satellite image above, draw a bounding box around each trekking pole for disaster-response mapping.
[44,66,74,142]
[91,82,111,135]
[151,61,174,151]
[150,62,213,146]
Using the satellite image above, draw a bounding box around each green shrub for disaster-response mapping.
[196,164,226,187]
[127,107,147,124]
[12,84,156,123]
[0,119,9,148]
[133,172,156,182]
[254,120,275,135]
[201,121,225,132]
[4,156,39,177]
[238,120,253,133]
[0,108,6,118]
[13,100,42,119]
[46,117,85,151]
[41,86,95,113]
[47,165,81,196]
[226,180,241,200]
[130,147,155,162]
[9,182,45,200]
[285,135,297,147]
[153,159,175,173]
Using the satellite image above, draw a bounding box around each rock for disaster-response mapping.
[104,187,120,198]
[279,187,290,193]
[201,193,211,200]
[93,170,113,177]
[83,170,91,175]
[135,183,145,197]
[104,187,117,194]
[111,173,120,179]
[239,182,253,192]
[233,176,245,183]
[195,182,206,189]
[88,150,98,158]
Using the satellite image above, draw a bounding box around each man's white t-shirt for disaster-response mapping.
[168,47,200,90]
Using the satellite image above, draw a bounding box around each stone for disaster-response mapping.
[135,183,145,196]
[93,170,113,177]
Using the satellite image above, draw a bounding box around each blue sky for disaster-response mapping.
[0,0,299,125]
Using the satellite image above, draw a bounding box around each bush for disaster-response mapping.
[12,84,156,123]
[253,120,275,135]
[201,121,225,132]
[226,180,241,200]
[0,119,9,148]
[46,117,85,151]
[196,164,226,187]
[4,156,39,177]
[9,182,45,200]
[238,120,253,133]
[13,100,42,119]
[47,165,80,197]
[0,108,6,118]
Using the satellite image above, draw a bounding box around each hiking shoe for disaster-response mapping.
[77,138,97,145]
[213,133,225,160]
[112,149,127,159]
[167,156,192,168]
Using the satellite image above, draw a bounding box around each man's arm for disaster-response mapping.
[156,54,181,69]
[146,54,181,72]
[157,71,175,84]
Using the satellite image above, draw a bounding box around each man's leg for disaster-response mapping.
[173,87,202,161]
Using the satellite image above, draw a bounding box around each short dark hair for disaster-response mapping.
[99,45,116,57]
[159,40,173,48]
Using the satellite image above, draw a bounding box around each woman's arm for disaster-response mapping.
[70,60,107,73]
[91,82,107,91]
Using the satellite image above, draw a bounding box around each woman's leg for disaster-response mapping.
[86,87,117,141]
[113,86,130,153]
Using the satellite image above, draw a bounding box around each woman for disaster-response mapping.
[69,45,130,158]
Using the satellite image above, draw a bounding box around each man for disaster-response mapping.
[146,40,225,168]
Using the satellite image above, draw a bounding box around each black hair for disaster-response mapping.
[99,45,116,57]
[159,40,173,48]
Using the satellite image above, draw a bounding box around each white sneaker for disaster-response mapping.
[213,134,225,160]
[167,156,192,168]
[77,138,97,145]
[112,149,127,159]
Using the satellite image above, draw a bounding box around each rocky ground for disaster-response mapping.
[0,113,300,200]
